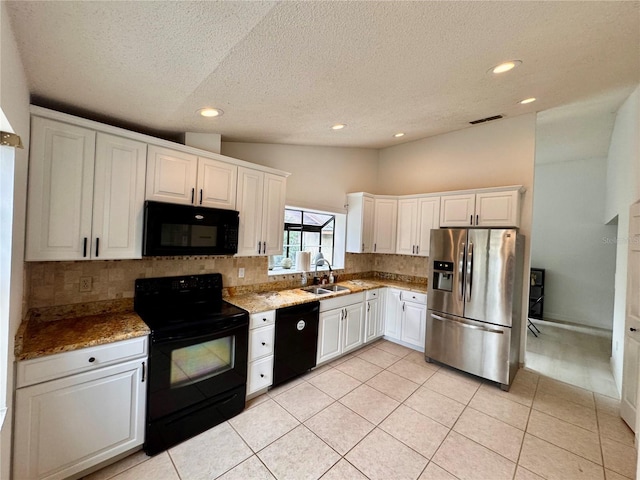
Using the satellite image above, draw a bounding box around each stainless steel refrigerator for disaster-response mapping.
[425,228,524,390]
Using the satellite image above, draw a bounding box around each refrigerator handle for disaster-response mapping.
[430,313,505,334]
[466,242,473,301]
[459,243,465,302]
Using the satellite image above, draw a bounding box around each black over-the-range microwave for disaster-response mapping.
[142,201,239,256]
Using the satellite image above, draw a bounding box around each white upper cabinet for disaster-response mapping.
[373,197,397,254]
[475,190,521,227]
[26,118,146,261]
[145,145,197,205]
[439,193,476,227]
[146,146,237,209]
[236,167,286,256]
[440,188,522,228]
[197,157,237,209]
[396,196,440,256]
[346,193,375,253]
[92,133,147,259]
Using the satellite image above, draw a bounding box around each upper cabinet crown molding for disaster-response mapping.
[29,106,290,178]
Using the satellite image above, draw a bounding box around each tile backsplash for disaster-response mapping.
[24,253,428,310]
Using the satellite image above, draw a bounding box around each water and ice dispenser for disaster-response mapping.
[432,261,454,292]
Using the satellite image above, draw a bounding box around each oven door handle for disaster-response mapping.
[152,321,248,344]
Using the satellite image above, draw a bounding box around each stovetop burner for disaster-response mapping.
[134,273,247,335]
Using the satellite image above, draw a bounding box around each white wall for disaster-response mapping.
[0,2,31,478]
[530,157,616,328]
[221,142,379,213]
[605,86,640,392]
[378,114,537,361]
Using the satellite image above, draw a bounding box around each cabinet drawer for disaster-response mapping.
[17,336,148,388]
[366,289,381,300]
[401,291,427,305]
[249,324,275,361]
[250,310,276,329]
[248,356,274,394]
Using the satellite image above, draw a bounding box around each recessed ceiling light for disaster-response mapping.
[197,108,223,118]
[519,97,537,104]
[490,60,522,74]
[331,124,346,130]
[394,133,405,138]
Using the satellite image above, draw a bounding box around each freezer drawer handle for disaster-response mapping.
[430,313,504,334]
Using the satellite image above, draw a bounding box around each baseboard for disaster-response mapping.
[529,317,612,336]
[533,315,612,333]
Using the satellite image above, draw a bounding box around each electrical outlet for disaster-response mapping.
[79,276,92,292]
[238,268,245,278]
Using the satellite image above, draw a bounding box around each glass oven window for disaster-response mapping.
[170,336,235,388]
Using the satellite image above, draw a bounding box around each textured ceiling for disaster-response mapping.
[5,1,640,149]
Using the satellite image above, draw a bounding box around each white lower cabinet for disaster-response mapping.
[14,337,148,480]
[247,310,276,395]
[364,289,384,343]
[317,293,365,365]
[384,288,403,339]
[384,288,427,350]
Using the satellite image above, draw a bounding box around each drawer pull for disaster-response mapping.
[261,342,266,346]
[263,318,267,322]
[260,373,265,378]
[88,357,96,363]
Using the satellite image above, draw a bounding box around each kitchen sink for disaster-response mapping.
[321,285,350,293]
[300,284,350,295]
[301,286,333,295]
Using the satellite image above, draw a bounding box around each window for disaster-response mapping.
[270,208,335,271]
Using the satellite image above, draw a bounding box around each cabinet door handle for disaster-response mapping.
[470,214,473,225]
[95,237,100,257]
[262,342,266,346]
[263,242,266,254]
[402,302,405,311]
[260,373,265,378]
[83,237,88,257]
[476,214,479,225]
[416,244,419,254]
[362,243,364,251]
[257,241,262,254]
[141,361,146,382]
[374,243,377,252]
[631,328,637,332]
[191,187,195,204]
[199,189,203,205]
[367,302,370,312]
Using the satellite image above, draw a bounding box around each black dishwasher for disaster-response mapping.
[273,301,320,387]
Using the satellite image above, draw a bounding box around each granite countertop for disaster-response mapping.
[225,278,427,314]
[16,277,425,361]
[15,311,150,361]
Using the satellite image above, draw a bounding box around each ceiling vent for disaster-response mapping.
[469,115,504,125]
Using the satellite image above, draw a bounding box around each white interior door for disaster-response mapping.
[621,200,640,431]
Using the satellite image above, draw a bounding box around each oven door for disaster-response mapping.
[147,320,248,423]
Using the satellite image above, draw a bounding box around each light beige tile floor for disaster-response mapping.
[526,319,618,398]
[85,339,636,480]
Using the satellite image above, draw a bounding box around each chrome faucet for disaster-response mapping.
[314,252,332,272]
